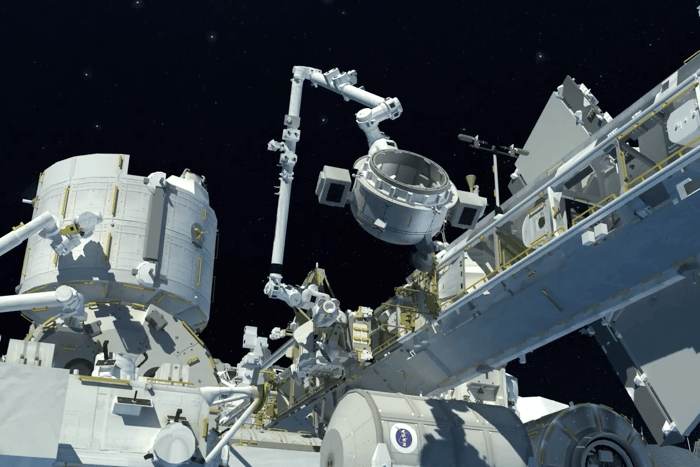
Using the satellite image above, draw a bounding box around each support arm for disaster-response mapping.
[204,386,260,466]
[0,212,61,258]
[0,285,85,320]
[0,210,103,259]
[303,67,384,108]
[266,67,307,277]
[355,97,403,147]
[300,66,404,147]
[199,383,259,405]
[264,282,345,326]
[265,66,403,299]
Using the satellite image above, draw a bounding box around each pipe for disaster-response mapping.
[204,389,260,466]
[199,383,258,405]
[270,169,293,270]
[0,285,83,314]
[307,70,384,108]
[268,72,304,272]
[260,337,295,371]
[0,211,59,258]
[210,393,251,406]
[493,154,500,208]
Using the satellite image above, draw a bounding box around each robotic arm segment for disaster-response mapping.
[0,285,86,325]
[264,274,302,306]
[0,211,60,257]
[356,97,404,147]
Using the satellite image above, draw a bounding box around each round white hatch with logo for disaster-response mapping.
[390,423,418,454]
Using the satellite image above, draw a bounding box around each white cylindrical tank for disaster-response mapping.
[349,150,456,245]
[17,154,217,332]
[320,389,533,467]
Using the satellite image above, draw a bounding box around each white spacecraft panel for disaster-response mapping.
[437,251,487,300]
[596,276,700,440]
[110,175,163,282]
[19,154,131,292]
[56,375,211,465]
[0,363,69,466]
[17,154,216,332]
[5,339,55,367]
[515,396,568,423]
[667,98,700,146]
[38,153,129,188]
[320,389,533,467]
[521,188,566,247]
[225,446,320,466]
[160,174,217,321]
[167,173,211,203]
[515,92,591,185]
[639,124,673,167]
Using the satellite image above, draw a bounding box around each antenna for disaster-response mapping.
[457,134,529,158]
[493,154,500,208]
[466,174,476,193]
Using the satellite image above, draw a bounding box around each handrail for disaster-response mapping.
[571,194,618,225]
[625,133,700,190]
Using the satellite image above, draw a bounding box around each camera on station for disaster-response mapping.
[316,165,352,207]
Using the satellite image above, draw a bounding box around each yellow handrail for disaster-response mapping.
[571,193,617,225]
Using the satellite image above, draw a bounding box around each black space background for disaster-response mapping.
[2,0,700,446]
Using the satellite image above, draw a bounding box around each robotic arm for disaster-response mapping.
[0,285,85,325]
[299,66,403,147]
[0,210,103,258]
[265,66,401,323]
[0,209,101,329]
[264,279,346,327]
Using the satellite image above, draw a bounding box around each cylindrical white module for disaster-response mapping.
[320,389,533,467]
[17,154,217,332]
